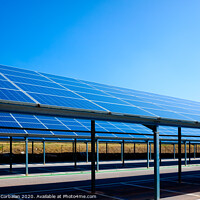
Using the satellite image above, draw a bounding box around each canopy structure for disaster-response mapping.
[1,64,200,200]
[0,64,200,141]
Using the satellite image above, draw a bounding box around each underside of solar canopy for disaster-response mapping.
[0,64,200,141]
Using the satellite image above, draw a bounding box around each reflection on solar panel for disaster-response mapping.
[0,64,200,141]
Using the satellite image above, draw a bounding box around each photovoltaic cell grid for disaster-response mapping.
[0,65,199,141]
[0,112,195,141]
[0,112,153,139]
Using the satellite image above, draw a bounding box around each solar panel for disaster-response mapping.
[0,64,200,141]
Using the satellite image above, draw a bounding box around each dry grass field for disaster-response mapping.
[0,141,197,155]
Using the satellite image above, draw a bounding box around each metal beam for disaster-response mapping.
[0,130,198,142]
[0,132,159,141]
[25,137,28,176]
[153,126,160,200]
[10,136,12,172]
[178,127,181,183]
[2,100,200,129]
[0,125,156,136]
[91,120,95,193]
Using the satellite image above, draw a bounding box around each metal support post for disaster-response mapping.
[153,126,160,200]
[147,140,149,168]
[184,141,187,166]
[43,141,45,165]
[106,142,108,160]
[74,139,77,168]
[134,143,136,154]
[196,144,198,158]
[86,142,88,163]
[32,141,34,163]
[189,141,191,164]
[10,137,12,172]
[106,142,108,154]
[150,143,152,160]
[173,144,175,159]
[194,144,196,159]
[121,142,123,162]
[91,120,96,194]
[25,137,28,176]
[96,139,99,171]
[122,140,125,166]
[160,141,161,165]
[178,127,181,183]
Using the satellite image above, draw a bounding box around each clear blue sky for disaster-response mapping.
[1,0,200,101]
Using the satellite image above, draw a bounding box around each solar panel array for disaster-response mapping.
[0,64,200,141]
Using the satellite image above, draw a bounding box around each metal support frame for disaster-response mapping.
[106,142,108,154]
[96,139,99,171]
[150,143,151,160]
[25,137,28,176]
[3,99,200,129]
[153,126,160,200]
[178,127,181,183]
[196,144,198,158]
[184,141,187,166]
[43,141,45,165]
[160,141,161,165]
[197,144,198,158]
[147,140,149,168]
[10,136,12,172]
[189,141,191,164]
[86,142,88,163]
[32,141,34,163]
[121,141,123,162]
[173,144,175,159]
[122,140,125,166]
[74,139,77,168]
[194,144,196,159]
[91,120,95,193]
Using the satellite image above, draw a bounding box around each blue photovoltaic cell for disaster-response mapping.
[0,65,40,75]
[2,112,199,141]
[97,102,155,116]
[0,89,34,103]
[5,75,63,89]
[0,65,200,141]
[77,92,129,105]
[30,93,105,110]
[17,83,81,98]
[0,80,18,90]
[61,84,108,96]
[41,72,83,85]
[0,66,48,82]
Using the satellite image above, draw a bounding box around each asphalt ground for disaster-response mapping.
[0,159,200,199]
